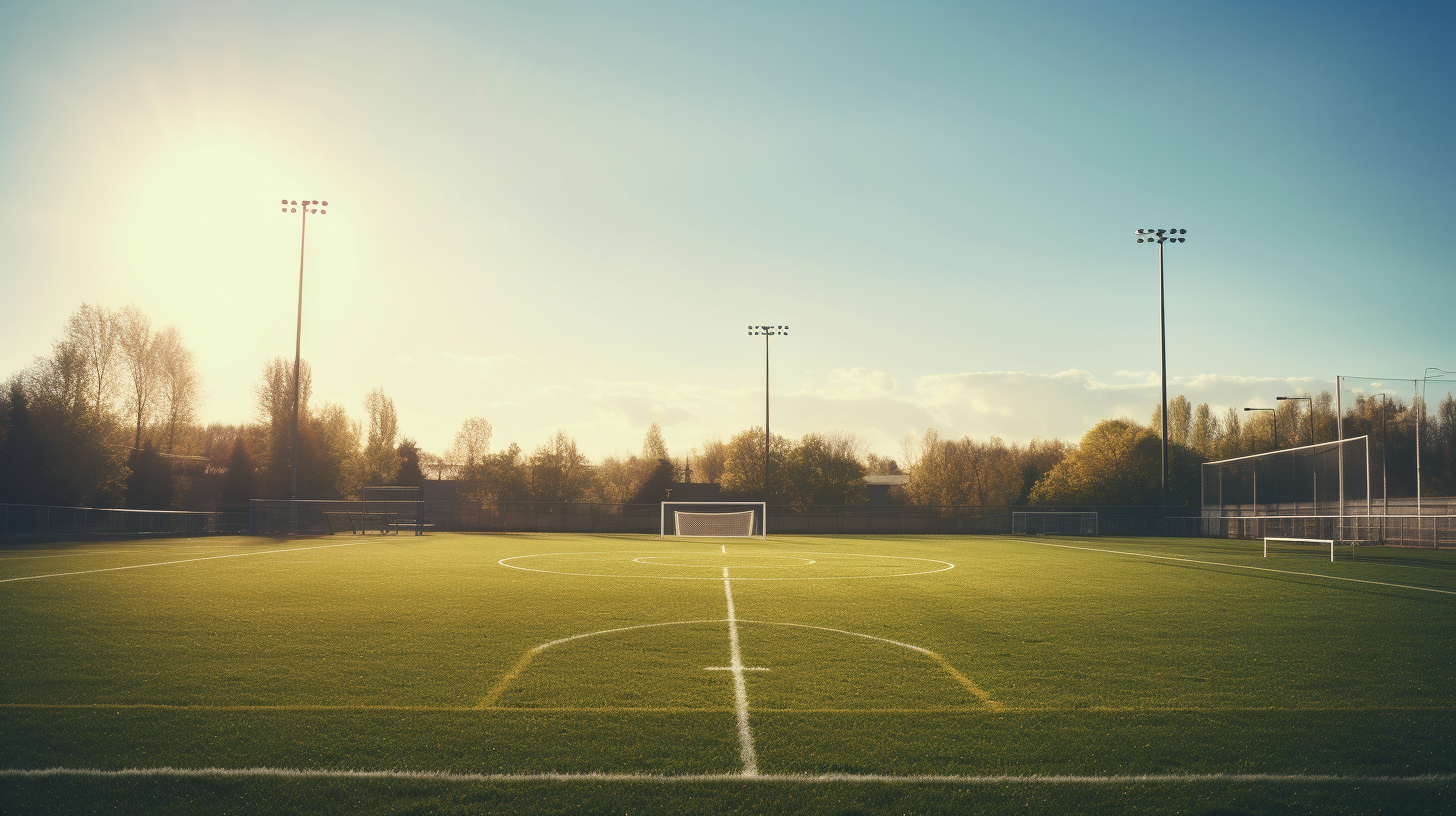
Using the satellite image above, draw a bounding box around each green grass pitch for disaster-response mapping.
[2,532,1454,815]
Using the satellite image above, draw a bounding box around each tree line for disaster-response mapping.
[4,304,1455,510]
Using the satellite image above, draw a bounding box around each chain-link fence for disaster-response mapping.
[1,504,248,539]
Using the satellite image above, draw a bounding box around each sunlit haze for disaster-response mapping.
[2,2,1451,460]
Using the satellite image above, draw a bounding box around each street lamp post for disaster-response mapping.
[748,325,788,503]
[1277,396,1313,446]
[1245,406,1276,514]
[281,198,327,500]
[1135,228,1187,509]
[1277,396,1315,513]
[1244,406,1277,449]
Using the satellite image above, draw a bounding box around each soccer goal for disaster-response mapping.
[1264,537,1337,562]
[1011,511,1098,536]
[661,501,767,539]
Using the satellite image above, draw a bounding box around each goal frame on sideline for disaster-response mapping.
[660,501,768,540]
[1264,536,1337,562]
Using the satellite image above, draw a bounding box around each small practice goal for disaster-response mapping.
[1012,511,1098,536]
[660,502,767,539]
[1264,537,1337,562]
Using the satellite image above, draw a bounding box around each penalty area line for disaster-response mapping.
[1010,538,1456,596]
[2,768,1453,785]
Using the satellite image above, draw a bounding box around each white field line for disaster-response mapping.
[3,767,1453,784]
[723,567,759,777]
[497,550,954,581]
[0,540,373,584]
[1011,538,1456,596]
[476,618,998,710]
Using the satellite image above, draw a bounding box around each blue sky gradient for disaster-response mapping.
[1,1,1450,459]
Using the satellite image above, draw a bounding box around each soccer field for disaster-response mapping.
[2,532,1453,815]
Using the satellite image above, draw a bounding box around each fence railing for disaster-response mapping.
[1,504,248,539]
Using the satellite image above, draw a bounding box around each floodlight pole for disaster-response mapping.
[281,198,328,499]
[1135,228,1186,509]
[748,325,788,503]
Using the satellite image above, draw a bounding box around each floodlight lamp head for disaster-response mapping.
[1137,238,1144,243]
[322,201,328,206]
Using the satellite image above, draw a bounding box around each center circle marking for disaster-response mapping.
[631,555,816,568]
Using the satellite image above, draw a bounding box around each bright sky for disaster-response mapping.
[1,2,1451,462]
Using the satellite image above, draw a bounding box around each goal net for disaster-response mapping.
[660,502,767,539]
[1012,511,1098,536]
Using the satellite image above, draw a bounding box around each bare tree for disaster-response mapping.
[62,304,119,414]
[117,305,160,449]
[362,388,401,485]
[642,421,669,461]
[153,326,200,453]
[451,417,494,468]
[256,357,312,496]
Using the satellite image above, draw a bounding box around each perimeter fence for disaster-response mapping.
[0,504,248,540]
[245,500,1200,537]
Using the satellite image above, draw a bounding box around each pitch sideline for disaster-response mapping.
[2,767,1452,784]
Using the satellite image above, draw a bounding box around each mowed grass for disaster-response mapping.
[1,531,1454,815]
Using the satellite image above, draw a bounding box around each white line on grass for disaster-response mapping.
[723,566,759,777]
[1012,539,1456,596]
[0,540,375,584]
[3,767,1452,784]
[497,550,954,581]
[476,618,1000,711]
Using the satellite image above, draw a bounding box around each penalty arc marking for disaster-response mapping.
[476,622,1001,713]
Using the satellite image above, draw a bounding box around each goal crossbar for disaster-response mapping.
[1263,536,1337,562]
[660,501,767,539]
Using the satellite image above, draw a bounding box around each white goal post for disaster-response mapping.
[1264,537,1337,562]
[660,501,767,539]
[1011,511,1098,536]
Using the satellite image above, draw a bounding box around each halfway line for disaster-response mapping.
[723,567,758,777]
[0,540,375,584]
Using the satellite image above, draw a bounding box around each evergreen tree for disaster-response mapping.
[629,458,677,504]
[219,436,257,507]
[124,443,174,509]
[396,438,426,487]
[0,382,48,504]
